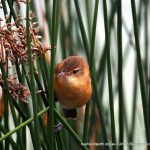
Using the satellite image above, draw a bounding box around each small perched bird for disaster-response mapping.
[54,56,92,118]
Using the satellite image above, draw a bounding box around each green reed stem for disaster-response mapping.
[0,106,88,150]
[1,0,8,18]
[130,0,150,144]
[7,0,17,20]
[144,0,149,85]
[0,63,24,150]
[74,0,90,60]
[26,1,41,149]
[83,0,99,143]
[90,0,99,70]
[117,0,124,150]
[123,0,142,64]
[82,101,90,143]
[60,14,67,59]
[45,0,52,41]
[144,0,150,121]
[54,110,88,150]
[4,93,9,150]
[4,4,34,149]
[129,65,138,150]
[47,0,59,149]
[0,124,19,150]
[85,0,92,42]
[74,1,109,149]
[98,0,117,75]
[66,1,74,56]
[54,118,65,150]
[0,107,49,142]
[102,0,116,148]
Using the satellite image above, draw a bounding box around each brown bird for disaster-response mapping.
[54,56,92,118]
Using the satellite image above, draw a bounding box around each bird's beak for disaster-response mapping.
[57,72,66,78]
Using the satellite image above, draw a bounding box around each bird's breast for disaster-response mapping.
[54,76,91,109]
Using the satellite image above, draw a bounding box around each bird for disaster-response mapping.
[54,56,92,119]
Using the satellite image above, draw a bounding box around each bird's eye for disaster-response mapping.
[72,68,80,74]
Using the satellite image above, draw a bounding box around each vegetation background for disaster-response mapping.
[0,0,149,150]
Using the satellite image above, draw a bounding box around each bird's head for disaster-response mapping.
[54,56,90,86]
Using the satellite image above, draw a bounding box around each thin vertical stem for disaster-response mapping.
[129,65,138,150]
[26,0,41,149]
[1,0,8,18]
[45,0,52,42]
[90,0,99,70]
[130,0,150,144]
[67,1,74,55]
[144,0,148,84]
[47,0,60,149]
[4,95,9,150]
[117,0,124,150]
[7,0,17,20]
[83,0,99,142]
[144,0,150,124]
[102,0,116,149]
[98,0,117,76]
[74,0,90,61]
[85,0,92,42]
